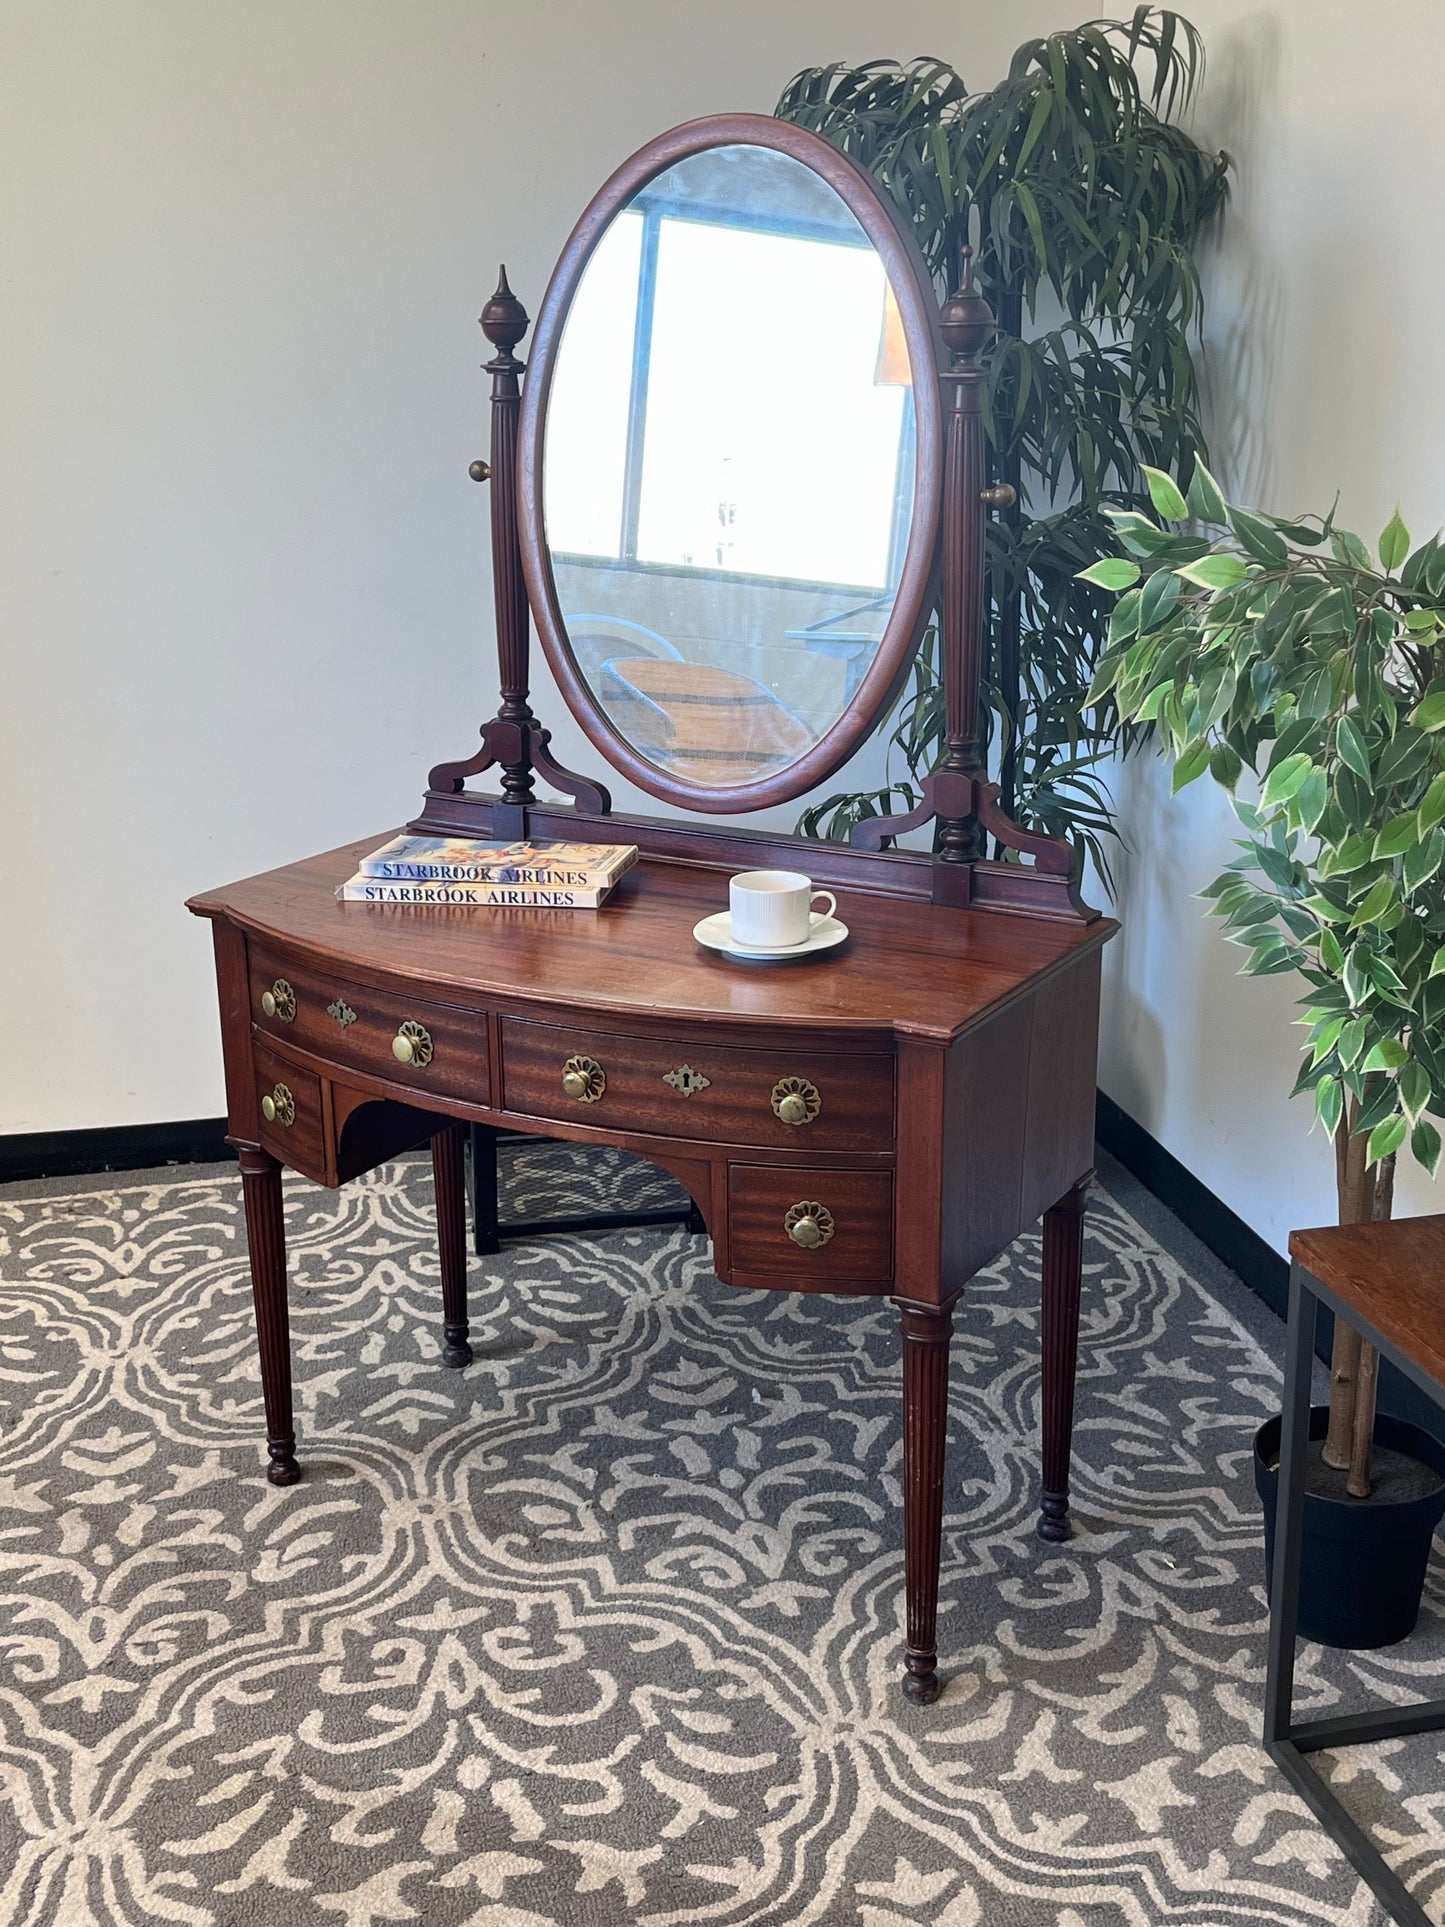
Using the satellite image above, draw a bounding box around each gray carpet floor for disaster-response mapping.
[1,1140,1442,1926]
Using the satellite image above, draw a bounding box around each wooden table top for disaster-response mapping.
[1290,1215,1445,1392]
[190,833,1115,1044]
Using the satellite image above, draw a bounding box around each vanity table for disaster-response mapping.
[190,113,1116,1703]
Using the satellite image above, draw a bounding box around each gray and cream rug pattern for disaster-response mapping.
[2,1142,1444,1926]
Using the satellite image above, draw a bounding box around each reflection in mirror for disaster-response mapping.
[542,144,917,791]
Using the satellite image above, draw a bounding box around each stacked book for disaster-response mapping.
[337,836,638,909]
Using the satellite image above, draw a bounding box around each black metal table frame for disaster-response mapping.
[1265,1257,1445,1926]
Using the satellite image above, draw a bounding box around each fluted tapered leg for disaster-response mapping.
[433,1124,472,1367]
[238,1145,299,1486]
[897,1297,956,1704]
[1038,1177,1089,1542]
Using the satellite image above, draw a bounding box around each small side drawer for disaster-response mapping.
[250,946,487,1104]
[500,1016,894,1150]
[254,1040,328,1179]
[727,1164,893,1285]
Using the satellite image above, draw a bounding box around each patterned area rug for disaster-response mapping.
[2,1142,1444,1926]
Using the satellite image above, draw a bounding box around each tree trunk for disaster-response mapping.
[1322,1092,1375,1469]
[1344,1150,1396,1496]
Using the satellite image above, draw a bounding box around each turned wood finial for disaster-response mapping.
[938,246,996,364]
[480,265,528,365]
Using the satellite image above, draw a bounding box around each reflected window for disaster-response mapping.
[547,201,912,593]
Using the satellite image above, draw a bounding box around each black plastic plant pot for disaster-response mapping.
[1255,1407,1445,1650]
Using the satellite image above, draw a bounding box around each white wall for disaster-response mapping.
[5,1,1443,1252]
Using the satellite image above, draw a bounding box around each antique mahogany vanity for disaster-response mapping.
[190,114,1116,1703]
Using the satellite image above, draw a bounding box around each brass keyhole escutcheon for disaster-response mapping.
[392,1021,433,1068]
[771,1076,820,1128]
[261,979,296,1023]
[561,1055,606,1104]
[261,1083,296,1128]
[784,1201,835,1249]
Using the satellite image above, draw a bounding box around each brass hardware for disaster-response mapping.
[327,999,357,1029]
[784,1201,835,1249]
[392,1021,434,1068]
[261,1083,296,1128]
[260,979,296,1023]
[561,1054,605,1103]
[771,1076,821,1128]
[980,483,1017,509]
[664,1064,711,1097]
[469,459,491,482]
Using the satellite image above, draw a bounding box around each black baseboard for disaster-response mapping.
[0,1117,231,1185]
[1095,1089,1290,1317]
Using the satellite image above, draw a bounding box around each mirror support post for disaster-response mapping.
[482,268,537,812]
[933,248,995,871]
[425,270,611,830]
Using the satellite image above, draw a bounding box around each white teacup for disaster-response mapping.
[729,869,837,949]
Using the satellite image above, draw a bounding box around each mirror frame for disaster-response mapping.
[517,113,944,816]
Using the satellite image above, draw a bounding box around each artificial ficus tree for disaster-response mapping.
[1082,463,1445,1496]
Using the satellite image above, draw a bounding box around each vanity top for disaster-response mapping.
[190,834,1114,1045]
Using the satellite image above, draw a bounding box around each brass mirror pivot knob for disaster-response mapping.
[261,979,296,1022]
[469,459,491,482]
[771,1076,821,1127]
[561,1055,606,1103]
[392,1021,434,1068]
[261,1083,295,1127]
[784,1200,835,1249]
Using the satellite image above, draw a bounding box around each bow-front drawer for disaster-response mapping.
[498,1016,894,1151]
[249,946,488,1103]
[727,1163,893,1286]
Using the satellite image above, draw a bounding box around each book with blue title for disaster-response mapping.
[353,834,637,887]
[337,873,616,908]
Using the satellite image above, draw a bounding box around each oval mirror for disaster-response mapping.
[519,115,943,815]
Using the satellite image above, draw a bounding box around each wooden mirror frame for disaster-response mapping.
[515,113,945,816]
[417,114,1095,924]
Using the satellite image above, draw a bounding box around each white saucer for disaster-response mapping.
[693,910,849,963]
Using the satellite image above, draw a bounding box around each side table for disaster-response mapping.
[1266,1214,1445,1927]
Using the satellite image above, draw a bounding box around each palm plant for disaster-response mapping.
[777,9,1229,881]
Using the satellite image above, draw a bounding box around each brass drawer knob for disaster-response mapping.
[772,1076,820,1127]
[392,1021,433,1068]
[260,979,296,1023]
[784,1201,835,1249]
[562,1054,605,1103]
[260,1083,296,1127]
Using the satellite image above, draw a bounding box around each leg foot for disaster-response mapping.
[901,1653,941,1704]
[434,1125,471,1368]
[896,1295,956,1709]
[238,1145,301,1485]
[1038,1177,1088,1543]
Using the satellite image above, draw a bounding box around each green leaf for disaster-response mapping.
[1412,691,1445,732]
[1375,813,1422,860]
[1185,460,1227,525]
[1338,1017,1368,1068]
[1138,567,1182,632]
[1349,873,1398,929]
[1400,1060,1432,1127]
[1418,772,1445,832]
[1362,1037,1408,1071]
[1141,465,1189,523]
[1335,715,1373,786]
[1319,927,1345,974]
[1076,558,1141,592]
[1229,507,1290,566]
[1171,739,1212,793]
[1404,828,1445,894]
[1367,1113,1409,1165]
[1379,506,1411,572]
[1175,553,1250,592]
[1314,1075,1344,1139]
[1292,768,1329,835]
[1412,1116,1442,1178]
[1208,742,1243,790]
[1428,948,1445,980]
[1259,752,1313,808]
